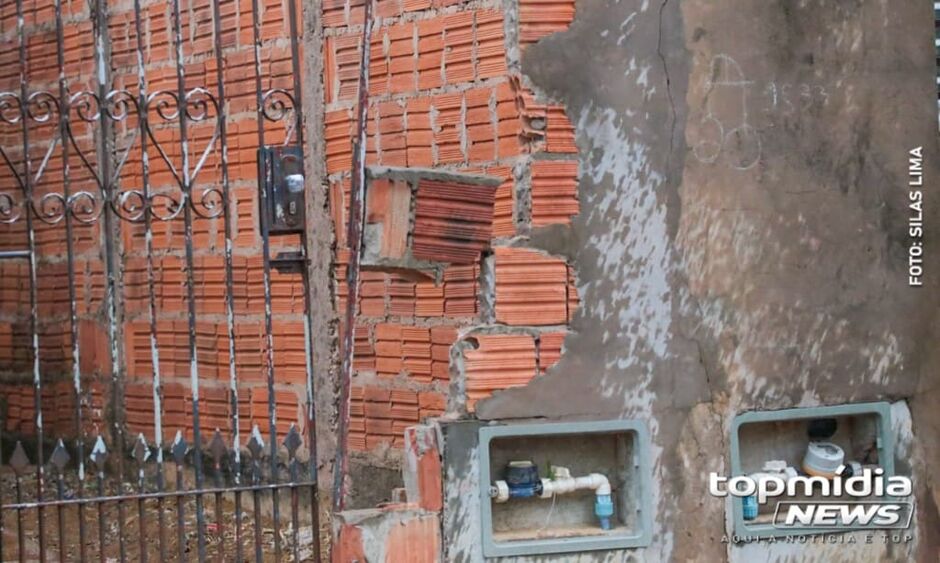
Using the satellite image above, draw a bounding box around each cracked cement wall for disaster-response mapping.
[445,0,940,561]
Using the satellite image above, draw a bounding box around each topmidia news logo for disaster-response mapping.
[709,467,914,530]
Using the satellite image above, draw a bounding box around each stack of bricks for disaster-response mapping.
[0,0,311,443]
[324,0,580,452]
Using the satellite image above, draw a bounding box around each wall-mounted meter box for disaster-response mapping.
[259,145,305,234]
[729,402,897,538]
[478,420,652,557]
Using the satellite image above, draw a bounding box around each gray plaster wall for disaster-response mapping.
[448,0,940,561]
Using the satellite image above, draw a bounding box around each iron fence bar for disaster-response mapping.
[0,250,30,259]
[282,0,324,555]
[301,262,322,559]
[91,0,123,433]
[95,451,107,562]
[137,478,148,563]
[173,434,187,563]
[234,484,244,563]
[51,441,68,563]
[288,438,301,563]
[15,0,48,558]
[287,0,304,147]
[250,0,283,558]
[210,432,225,563]
[168,0,208,558]
[92,0,127,558]
[249,429,264,563]
[55,474,66,563]
[129,1,169,560]
[207,8,244,558]
[1,433,4,563]
[252,476,263,562]
[214,488,224,561]
[15,470,25,563]
[134,436,149,563]
[334,0,375,515]
[205,6,240,563]
[53,1,90,559]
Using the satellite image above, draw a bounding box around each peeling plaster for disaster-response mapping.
[447,0,940,561]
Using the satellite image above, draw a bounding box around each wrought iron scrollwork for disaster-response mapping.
[111,189,148,222]
[261,88,296,123]
[185,88,225,220]
[66,90,105,187]
[149,191,186,221]
[69,190,104,224]
[190,185,224,219]
[0,86,233,225]
[103,89,139,122]
[144,89,184,189]
[184,88,225,219]
[106,90,141,187]
[145,87,224,206]
[25,91,60,125]
[0,92,25,189]
[261,88,299,145]
[35,192,67,224]
[0,91,22,124]
[0,191,21,223]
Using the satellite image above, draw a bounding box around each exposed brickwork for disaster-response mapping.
[327,0,582,557]
[0,0,309,439]
[324,0,581,446]
[362,172,499,267]
[0,0,582,486]
[538,331,566,373]
[383,512,441,562]
[348,384,421,450]
[403,424,443,511]
[488,167,515,237]
[463,333,537,408]
[530,159,580,226]
[332,522,368,563]
[518,0,576,47]
[544,105,578,153]
[494,247,569,325]
[412,178,498,263]
[1,379,104,436]
[332,504,442,563]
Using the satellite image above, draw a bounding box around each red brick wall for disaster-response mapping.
[0,0,582,460]
[0,0,102,435]
[323,0,580,453]
[0,0,309,442]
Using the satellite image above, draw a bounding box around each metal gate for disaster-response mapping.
[0,0,321,560]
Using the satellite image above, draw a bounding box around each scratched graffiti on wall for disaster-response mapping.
[693,54,830,170]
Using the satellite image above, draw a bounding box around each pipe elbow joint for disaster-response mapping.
[588,473,611,496]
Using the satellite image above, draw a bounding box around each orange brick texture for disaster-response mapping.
[333,510,441,563]
[0,0,581,457]
[324,0,581,453]
[0,0,309,441]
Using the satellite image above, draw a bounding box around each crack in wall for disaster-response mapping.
[657,0,677,170]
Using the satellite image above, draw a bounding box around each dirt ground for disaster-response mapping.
[1,469,329,562]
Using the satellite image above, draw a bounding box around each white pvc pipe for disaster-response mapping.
[539,473,611,498]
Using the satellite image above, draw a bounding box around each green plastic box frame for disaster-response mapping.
[729,401,896,539]
[479,420,652,557]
